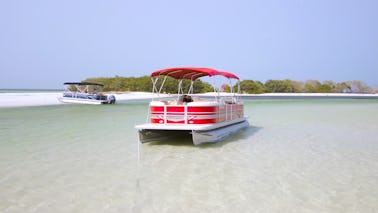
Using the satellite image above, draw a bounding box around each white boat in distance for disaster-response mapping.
[58,82,116,105]
[135,67,249,145]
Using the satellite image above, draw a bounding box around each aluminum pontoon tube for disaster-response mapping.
[192,120,249,146]
[137,129,192,143]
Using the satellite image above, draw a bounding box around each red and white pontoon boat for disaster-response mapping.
[135,67,249,145]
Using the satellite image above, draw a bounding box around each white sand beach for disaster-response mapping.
[0,91,377,108]
[0,92,167,108]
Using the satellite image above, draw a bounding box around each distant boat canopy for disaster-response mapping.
[63,82,104,87]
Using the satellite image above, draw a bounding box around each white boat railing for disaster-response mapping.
[149,99,243,125]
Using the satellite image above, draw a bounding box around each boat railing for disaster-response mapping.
[63,92,108,101]
[149,99,243,125]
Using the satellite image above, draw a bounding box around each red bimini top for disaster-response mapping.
[151,67,239,81]
[219,71,240,80]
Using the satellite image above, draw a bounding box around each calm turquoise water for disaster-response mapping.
[1,99,378,212]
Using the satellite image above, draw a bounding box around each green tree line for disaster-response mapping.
[83,76,373,94]
[83,76,213,94]
[238,79,373,94]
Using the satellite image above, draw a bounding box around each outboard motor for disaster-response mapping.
[107,95,116,104]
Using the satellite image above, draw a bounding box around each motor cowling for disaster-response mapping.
[107,95,116,104]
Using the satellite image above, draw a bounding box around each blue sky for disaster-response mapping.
[1,0,377,89]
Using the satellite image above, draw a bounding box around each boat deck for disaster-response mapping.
[135,117,246,131]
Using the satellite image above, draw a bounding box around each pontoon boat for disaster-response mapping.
[58,82,116,105]
[135,67,249,145]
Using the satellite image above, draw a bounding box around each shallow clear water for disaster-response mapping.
[1,99,378,212]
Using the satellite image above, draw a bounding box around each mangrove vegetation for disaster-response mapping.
[82,76,373,94]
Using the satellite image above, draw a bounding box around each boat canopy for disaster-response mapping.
[150,67,241,96]
[151,67,239,81]
[219,71,240,80]
[63,82,104,86]
[151,67,220,80]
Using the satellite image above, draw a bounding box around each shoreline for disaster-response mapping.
[0,92,164,108]
[0,92,377,108]
[241,93,378,99]
[197,92,378,100]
